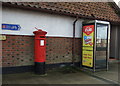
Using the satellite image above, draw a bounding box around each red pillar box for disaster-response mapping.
[33,29,47,74]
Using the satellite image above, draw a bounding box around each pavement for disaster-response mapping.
[2,61,120,85]
[81,61,119,84]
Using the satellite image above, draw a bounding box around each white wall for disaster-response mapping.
[0,7,1,35]
[1,7,83,38]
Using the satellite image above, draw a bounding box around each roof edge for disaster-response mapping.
[109,2,120,16]
[2,2,120,26]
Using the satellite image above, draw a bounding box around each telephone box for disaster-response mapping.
[33,29,47,74]
[82,20,110,72]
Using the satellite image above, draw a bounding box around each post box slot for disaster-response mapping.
[40,36,45,38]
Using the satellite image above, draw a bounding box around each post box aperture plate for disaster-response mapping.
[40,40,44,46]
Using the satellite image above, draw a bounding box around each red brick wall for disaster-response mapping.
[46,37,82,64]
[2,35,34,67]
[0,41,2,67]
[2,35,82,67]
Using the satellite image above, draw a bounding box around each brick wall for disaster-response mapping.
[46,37,81,64]
[0,40,2,67]
[2,35,34,67]
[2,35,82,67]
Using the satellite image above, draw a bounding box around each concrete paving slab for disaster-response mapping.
[2,70,109,84]
[80,62,119,84]
[2,61,119,85]
[92,62,119,84]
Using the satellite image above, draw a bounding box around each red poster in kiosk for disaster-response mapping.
[82,25,94,67]
[83,25,94,47]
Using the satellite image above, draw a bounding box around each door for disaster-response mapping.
[95,24,108,69]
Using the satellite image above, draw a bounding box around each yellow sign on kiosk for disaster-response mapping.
[82,50,93,67]
[82,25,94,67]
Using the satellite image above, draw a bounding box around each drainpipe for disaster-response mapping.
[72,17,79,66]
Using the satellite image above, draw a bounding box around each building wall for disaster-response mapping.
[2,7,82,68]
[0,3,2,68]
[2,35,34,67]
[110,25,116,58]
[118,26,120,60]
[110,25,119,60]
[2,35,81,67]
[2,7,83,37]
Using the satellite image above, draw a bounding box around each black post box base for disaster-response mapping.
[34,62,46,75]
